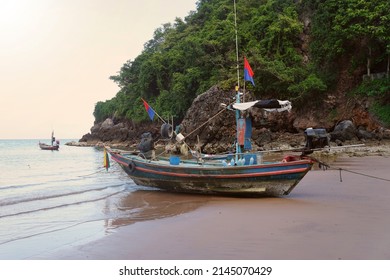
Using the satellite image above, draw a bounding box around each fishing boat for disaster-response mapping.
[39,131,59,150]
[107,147,313,196]
[39,143,59,150]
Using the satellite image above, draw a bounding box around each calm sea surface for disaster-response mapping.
[0,139,148,259]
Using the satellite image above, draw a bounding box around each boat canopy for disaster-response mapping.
[233,99,292,113]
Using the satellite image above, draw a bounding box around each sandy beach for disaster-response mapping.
[32,151,390,260]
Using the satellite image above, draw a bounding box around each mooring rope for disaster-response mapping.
[310,156,390,183]
[77,167,108,178]
[335,167,390,183]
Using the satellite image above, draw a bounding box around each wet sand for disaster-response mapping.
[37,156,390,260]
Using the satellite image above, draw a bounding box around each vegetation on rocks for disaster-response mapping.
[89,0,389,145]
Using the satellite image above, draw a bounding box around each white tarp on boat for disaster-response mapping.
[232,100,258,111]
[232,99,292,112]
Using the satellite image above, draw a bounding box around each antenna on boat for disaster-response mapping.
[234,0,240,90]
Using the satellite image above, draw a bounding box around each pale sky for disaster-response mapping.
[0,0,197,139]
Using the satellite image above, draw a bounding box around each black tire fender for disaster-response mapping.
[128,161,136,173]
[160,123,173,138]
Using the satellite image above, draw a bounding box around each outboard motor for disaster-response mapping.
[137,132,154,158]
[303,128,330,155]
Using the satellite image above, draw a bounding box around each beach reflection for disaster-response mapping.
[104,190,212,229]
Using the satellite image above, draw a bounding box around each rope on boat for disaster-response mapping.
[77,167,108,178]
[183,107,228,141]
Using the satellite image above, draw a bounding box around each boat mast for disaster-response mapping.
[233,0,241,163]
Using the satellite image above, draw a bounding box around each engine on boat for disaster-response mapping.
[138,132,154,153]
[137,132,157,159]
[303,128,330,155]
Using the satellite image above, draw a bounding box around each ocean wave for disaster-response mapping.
[0,184,129,219]
[0,183,125,207]
[0,182,43,191]
[0,187,126,219]
[0,218,105,247]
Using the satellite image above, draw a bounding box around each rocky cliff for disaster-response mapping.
[75,85,389,152]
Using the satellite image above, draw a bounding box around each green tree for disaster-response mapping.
[332,0,390,76]
[311,0,390,75]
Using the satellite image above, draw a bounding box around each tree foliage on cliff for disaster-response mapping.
[93,0,390,124]
[310,0,390,70]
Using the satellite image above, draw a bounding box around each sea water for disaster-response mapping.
[0,139,143,259]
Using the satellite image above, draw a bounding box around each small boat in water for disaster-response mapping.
[39,142,59,150]
[39,131,59,150]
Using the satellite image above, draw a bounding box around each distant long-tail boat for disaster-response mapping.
[39,131,59,151]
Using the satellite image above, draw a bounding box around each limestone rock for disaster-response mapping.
[100,118,114,130]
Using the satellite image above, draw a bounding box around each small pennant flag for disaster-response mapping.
[142,98,155,121]
[244,57,255,86]
[103,148,110,170]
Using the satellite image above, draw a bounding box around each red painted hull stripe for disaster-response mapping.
[111,155,310,178]
[134,166,309,178]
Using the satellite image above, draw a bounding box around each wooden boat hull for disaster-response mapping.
[108,150,313,197]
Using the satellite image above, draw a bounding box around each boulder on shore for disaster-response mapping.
[330,120,357,142]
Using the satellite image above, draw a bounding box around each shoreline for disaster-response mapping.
[34,154,390,260]
[65,137,390,156]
